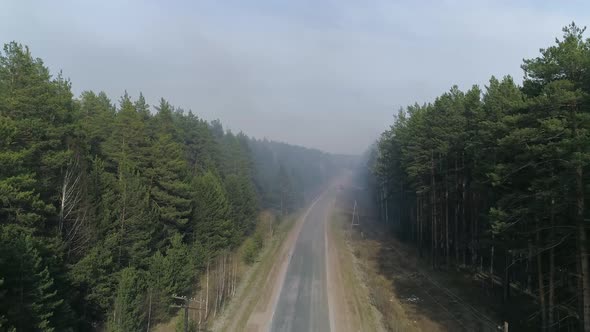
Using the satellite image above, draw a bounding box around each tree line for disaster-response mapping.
[0,42,339,331]
[369,23,590,331]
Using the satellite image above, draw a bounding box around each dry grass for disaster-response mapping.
[214,211,300,331]
[331,210,419,332]
[328,210,386,332]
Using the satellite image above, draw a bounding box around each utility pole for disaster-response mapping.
[385,191,389,225]
[171,294,204,332]
[351,200,360,227]
[269,214,273,240]
[380,182,389,225]
[379,184,385,221]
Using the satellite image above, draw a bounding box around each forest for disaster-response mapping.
[0,42,343,331]
[369,23,590,331]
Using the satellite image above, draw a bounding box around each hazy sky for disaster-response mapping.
[1,1,589,154]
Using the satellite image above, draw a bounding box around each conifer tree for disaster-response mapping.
[192,171,233,254]
[148,98,192,239]
[0,225,63,332]
[108,267,146,332]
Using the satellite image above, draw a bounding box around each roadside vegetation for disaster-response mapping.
[215,210,301,331]
[369,23,590,330]
[0,41,345,331]
[152,211,287,331]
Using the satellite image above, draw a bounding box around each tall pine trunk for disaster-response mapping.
[198,287,202,326]
[548,198,555,331]
[576,163,590,332]
[462,152,467,266]
[117,166,127,267]
[573,105,590,332]
[454,156,459,266]
[445,184,449,268]
[471,192,477,267]
[503,251,510,303]
[146,289,152,332]
[578,250,585,331]
[417,195,423,258]
[537,230,547,331]
[205,261,209,320]
[490,235,494,289]
[431,150,437,269]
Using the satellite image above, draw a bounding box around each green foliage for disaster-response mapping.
[0,225,63,332]
[146,234,198,323]
[225,173,258,236]
[0,42,72,227]
[192,170,234,254]
[70,241,117,320]
[148,99,193,238]
[241,232,264,265]
[115,164,157,268]
[78,91,115,156]
[174,316,197,332]
[0,39,345,331]
[370,23,590,329]
[108,267,146,332]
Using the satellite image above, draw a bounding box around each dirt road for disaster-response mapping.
[221,177,380,332]
[269,191,333,331]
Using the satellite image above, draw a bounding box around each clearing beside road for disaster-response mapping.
[335,181,517,332]
[327,198,386,332]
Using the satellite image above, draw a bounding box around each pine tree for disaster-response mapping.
[70,239,117,324]
[520,23,590,329]
[116,164,156,269]
[79,90,116,157]
[192,170,233,254]
[147,99,192,240]
[173,110,218,173]
[103,92,150,172]
[371,23,590,330]
[146,235,197,323]
[224,173,258,237]
[134,92,150,121]
[0,42,73,228]
[0,225,63,331]
[108,267,146,332]
[0,40,369,331]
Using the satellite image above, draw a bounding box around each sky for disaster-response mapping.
[1,0,589,154]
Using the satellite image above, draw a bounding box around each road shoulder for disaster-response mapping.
[326,199,386,332]
[218,194,324,332]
